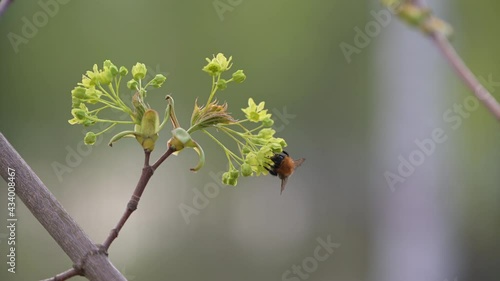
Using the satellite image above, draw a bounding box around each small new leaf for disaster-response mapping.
[190,100,236,132]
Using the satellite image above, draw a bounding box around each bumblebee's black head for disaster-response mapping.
[266,151,289,176]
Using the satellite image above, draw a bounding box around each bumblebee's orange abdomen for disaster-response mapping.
[276,156,295,178]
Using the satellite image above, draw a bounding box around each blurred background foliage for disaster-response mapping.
[0,0,498,280]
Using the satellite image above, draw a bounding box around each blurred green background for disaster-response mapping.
[0,1,499,281]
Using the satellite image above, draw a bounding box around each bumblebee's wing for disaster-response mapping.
[280,177,288,195]
[294,158,305,168]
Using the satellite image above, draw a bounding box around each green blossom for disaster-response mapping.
[258,128,276,139]
[68,60,169,148]
[222,167,239,186]
[127,79,139,90]
[262,117,274,127]
[232,70,246,83]
[132,63,147,80]
[67,55,293,188]
[71,87,87,99]
[243,146,273,176]
[98,69,113,85]
[241,98,271,122]
[68,104,95,126]
[84,132,97,145]
[202,53,233,76]
[119,66,128,76]
[217,79,228,90]
[149,74,167,88]
[241,163,252,177]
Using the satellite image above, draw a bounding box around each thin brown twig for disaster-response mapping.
[431,33,500,119]
[152,146,175,170]
[39,268,81,281]
[46,146,176,280]
[411,0,500,120]
[102,146,175,250]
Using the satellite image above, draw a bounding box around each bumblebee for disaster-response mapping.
[266,151,305,194]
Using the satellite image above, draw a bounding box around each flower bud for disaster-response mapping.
[136,109,160,151]
[132,63,147,80]
[276,137,287,148]
[103,60,113,69]
[232,70,246,83]
[217,79,228,90]
[84,132,97,145]
[258,128,275,139]
[230,169,239,179]
[241,163,252,177]
[150,74,167,88]
[222,172,230,185]
[227,177,237,186]
[71,108,86,120]
[71,87,87,99]
[269,142,282,153]
[72,97,81,108]
[119,66,128,76]
[245,152,258,166]
[84,88,101,103]
[109,65,119,76]
[262,117,274,127]
[99,70,113,85]
[242,145,251,154]
[127,79,139,90]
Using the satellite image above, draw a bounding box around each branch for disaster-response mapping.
[40,268,80,281]
[152,146,175,170]
[411,0,500,120]
[102,146,175,250]
[0,0,14,17]
[0,133,126,281]
[431,34,500,119]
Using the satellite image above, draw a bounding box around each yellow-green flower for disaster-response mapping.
[241,98,271,122]
[214,53,232,72]
[202,53,233,76]
[68,104,95,126]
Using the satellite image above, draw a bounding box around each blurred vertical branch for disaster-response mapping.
[371,1,455,281]
[0,133,127,281]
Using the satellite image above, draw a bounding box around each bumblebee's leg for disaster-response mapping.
[265,166,278,176]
